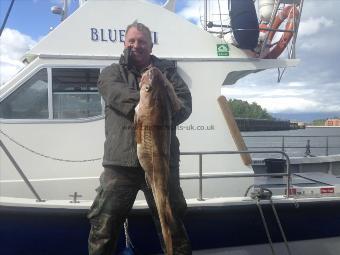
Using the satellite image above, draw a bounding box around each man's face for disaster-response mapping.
[124,27,153,69]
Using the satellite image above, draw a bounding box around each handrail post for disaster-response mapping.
[283,151,292,198]
[304,139,311,157]
[281,136,285,158]
[326,137,329,156]
[0,140,44,202]
[181,150,291,200]
[198,154,204,201]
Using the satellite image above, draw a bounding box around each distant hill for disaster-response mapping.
[271,112,340,122]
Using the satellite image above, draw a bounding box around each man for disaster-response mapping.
[88,21,192,255]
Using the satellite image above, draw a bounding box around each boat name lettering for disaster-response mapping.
[90,28,159,44]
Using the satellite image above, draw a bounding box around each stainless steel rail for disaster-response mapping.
[180,150,291,201]
[243,135,340,156]
[1,137,291,202]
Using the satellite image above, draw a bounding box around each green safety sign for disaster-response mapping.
[217,44,229,56]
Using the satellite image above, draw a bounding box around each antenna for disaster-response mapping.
[0,0,15,37]
[51,0,69,21]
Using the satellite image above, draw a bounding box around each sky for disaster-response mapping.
[0,0,339,119]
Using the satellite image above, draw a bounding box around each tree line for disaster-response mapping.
[228,99,340,124]
[228,99,273,119]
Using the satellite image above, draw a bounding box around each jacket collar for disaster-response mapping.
[151,55,175,72]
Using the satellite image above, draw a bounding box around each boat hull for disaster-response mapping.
[1,198,340,254]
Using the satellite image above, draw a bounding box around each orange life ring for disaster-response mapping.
[262,5,299,59]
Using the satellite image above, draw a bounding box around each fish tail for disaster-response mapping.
[154,187,175,255]
[157,193,174,255]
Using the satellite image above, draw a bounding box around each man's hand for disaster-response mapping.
[123,47,132,68]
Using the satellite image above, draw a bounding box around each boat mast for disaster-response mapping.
[62,0,69,21]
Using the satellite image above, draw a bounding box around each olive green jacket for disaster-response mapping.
[98,55,192,167]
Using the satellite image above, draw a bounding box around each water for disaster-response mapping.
[242,127,340,158]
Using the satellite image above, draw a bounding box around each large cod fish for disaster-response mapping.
[135,67,181,255]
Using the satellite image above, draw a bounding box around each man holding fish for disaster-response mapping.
[88,21,192,255]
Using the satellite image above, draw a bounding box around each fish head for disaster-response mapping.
[139,67,166,106]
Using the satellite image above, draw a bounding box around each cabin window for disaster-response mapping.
[52,68,101,119]
[0,69,48,119]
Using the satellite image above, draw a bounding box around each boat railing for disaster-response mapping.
[1,135,291,202]
[259,0,304,59]
[180,150,291,201]
[243,135,340,157]
[205,0,304,60]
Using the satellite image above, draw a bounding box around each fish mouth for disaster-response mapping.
[140,83,152,92]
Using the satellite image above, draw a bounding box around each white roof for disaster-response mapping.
[27,0,249,60]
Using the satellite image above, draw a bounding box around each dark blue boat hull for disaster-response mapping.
[1,200,340,254]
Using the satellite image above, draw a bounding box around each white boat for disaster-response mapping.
[1,0,340,254]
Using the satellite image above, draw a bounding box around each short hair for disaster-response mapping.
[125,21,153,45]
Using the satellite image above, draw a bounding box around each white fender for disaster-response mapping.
[258,0,275,22]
